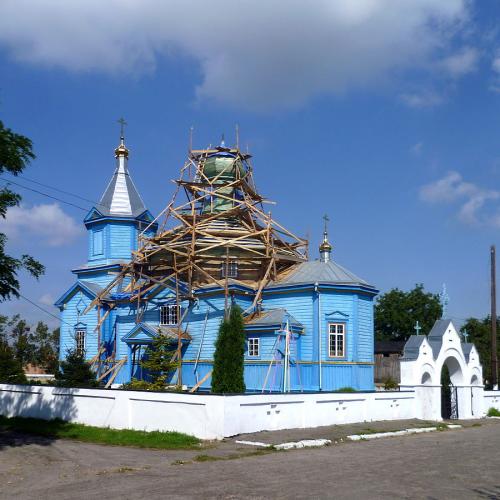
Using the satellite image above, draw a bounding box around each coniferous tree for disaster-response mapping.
[0,339,27,384]
[211,305,246,393]
[140,334,179,389]
[55,349,97,388]
[121,335,179,391]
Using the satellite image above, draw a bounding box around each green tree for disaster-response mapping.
[461,316,499,387]
[33,322,60,374]
[0,339,27,384]
[375,284,442,341]
[0,119,44,300]
[55,349,97,388]
[140,334,179,390]
[9,315,37,366]
[211,305,246,393]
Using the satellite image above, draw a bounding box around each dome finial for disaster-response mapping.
[115,117,129,158]
[319,214,332,263]
[220,133,225,148]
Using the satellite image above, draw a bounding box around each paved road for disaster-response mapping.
[1,420,499,499]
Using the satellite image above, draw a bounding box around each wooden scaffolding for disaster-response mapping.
[85,141,308,385]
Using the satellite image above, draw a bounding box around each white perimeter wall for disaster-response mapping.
[1,384,499,440]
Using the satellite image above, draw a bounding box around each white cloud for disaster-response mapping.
[0,203,82,247]
[489,50,500,93]
[411,142,423,155]
[492,54,500,74]
[0,0,471,110]
[39,293,55,306]
[439,47,479,78]
[400,91,444,109]
[420,171,500,226]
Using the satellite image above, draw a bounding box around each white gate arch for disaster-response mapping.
[400,319,483,420]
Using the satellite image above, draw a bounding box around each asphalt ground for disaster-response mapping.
[1,418,499,499]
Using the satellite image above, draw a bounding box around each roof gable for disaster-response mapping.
[54,280,104,307]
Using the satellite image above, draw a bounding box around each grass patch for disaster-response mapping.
[487,407,500,417]
[0,415,200,450]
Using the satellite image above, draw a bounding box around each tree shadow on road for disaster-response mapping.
[0,384,77,450]
[471,486,500,499]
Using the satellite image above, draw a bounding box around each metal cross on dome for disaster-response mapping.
[117,117,127,138]
[323,214,330,233]
[414,320,422,336]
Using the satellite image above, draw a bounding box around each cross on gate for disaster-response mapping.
[462,329,469,343]
[414,320,422,336]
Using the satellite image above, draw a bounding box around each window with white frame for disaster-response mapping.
[75,329,86,355]
[328,323,345,358]
[160,304,180,326]
[248,337,260,357]
[221,259,238,278]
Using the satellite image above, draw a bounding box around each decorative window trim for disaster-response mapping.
[328,322,346,358]
[248,337,260,357]
[75,328,86,355]
[221,259,238,278]
[160,304,180,326]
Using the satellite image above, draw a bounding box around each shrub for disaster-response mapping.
[211,305,246,394]
[336,387,356,393]
[487,407,500,417]
[121,378,165,392]
[383,377,399,391]
[55,349,98,388]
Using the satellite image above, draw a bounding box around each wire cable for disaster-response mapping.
[0,177,89,211]
[4,173,104,207]
[17,292,73,327]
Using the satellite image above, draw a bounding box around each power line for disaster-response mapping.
[4,173,103,207]
[18,292,71,327]
[0,177,89,212]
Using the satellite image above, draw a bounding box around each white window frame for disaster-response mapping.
[160,304,180,326]
[248,337,260,357]
[75,329,86,355]
[328,323,345,358]
[221,259,238,278]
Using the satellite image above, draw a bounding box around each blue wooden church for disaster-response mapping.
[56,132,378,392]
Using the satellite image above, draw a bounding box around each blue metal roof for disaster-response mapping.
[244,308,304,334]
[268,260,375,289]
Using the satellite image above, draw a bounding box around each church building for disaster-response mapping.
[56,131,378,392]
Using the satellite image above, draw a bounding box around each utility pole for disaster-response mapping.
[491,245,498,388]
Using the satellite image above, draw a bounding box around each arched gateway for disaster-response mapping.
[400,319,483,420]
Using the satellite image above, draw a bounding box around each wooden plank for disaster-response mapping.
[104,357,127,388]
[189,370,212,393]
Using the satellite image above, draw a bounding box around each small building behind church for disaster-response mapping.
[55,132,378,392]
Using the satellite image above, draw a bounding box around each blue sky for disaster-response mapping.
[0,0,500,327]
